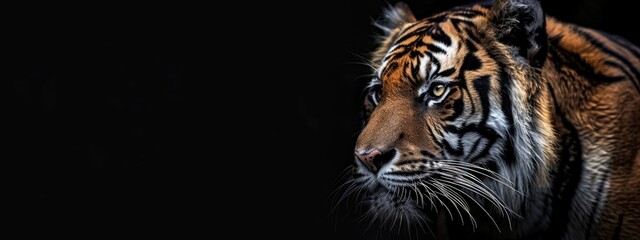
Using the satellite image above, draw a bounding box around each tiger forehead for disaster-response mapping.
[378,22,460,85]
[378,8,487,85]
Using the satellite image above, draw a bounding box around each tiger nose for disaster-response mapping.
[354,149,395,173]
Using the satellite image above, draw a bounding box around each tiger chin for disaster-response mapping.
[336,0,640,239]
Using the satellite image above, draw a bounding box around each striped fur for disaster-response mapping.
[338,0,640,239]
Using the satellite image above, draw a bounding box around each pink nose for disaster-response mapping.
[354,149,383,173]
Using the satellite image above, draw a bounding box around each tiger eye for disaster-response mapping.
[432,84,446,97]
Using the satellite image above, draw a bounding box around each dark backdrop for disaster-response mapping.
[11,0,637,238]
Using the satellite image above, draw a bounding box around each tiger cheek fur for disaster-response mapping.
[338,0,640,239]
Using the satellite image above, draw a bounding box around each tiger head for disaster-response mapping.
[347,0,557,232]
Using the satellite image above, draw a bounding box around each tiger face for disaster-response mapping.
[347,0,557,233]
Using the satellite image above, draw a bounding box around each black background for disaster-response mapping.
[11,0,637,238]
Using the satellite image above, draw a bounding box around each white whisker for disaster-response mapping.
[440,174,515,218]
[419,180,453,219]
[430,179,465,223]
[440,169,520,218]
[418,182,438,210]
[438,182,478,229]
[440,160,523,195]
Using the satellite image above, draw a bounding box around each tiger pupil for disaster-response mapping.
[432,84,445,97]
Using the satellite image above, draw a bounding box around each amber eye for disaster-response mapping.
[431,84,446,97]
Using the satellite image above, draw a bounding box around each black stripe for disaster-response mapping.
[597,30,640,62]
[427,122,444,151]
[442,138,463,157]
[466,137,483,161]
[456,53,481,116]
[603,60,640,92]
[382,46,402,62]
[393,33,419,48]
[473,75,491,124]
[399,159,428,165]
[543,86,584,239]
[442,123,500,163]
[464,40,477,53]
[443,123,480,134]
[460,83,476,116]
[443,91,464,122]
[498,69,515,166]
[381,62,399,77]
[425,14,446,23]
[465,27,482,46]
[430,26,452,46]
[449,18,474,33]
[449,18,463,33]
[548,38,627,86]
[498,69,513,126]
[410,52,423,82]
[603,61,634,82]
[401,71,418,87]
[500,134,516,167]
[438,67,456,77]
[385,47,410,63]
[393,23,436,47]
[461,53,481,71]
[425,43,445,54]
[585,167,610,239]
[420,150,436,159]
[468,137,497,164]
[612,214,624,240]
[573,27,640,92]
[443,124,499,142]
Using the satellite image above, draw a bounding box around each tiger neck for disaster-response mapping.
[509,18,599,237]
[466,41,589,239]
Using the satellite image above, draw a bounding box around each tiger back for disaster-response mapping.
[340,0,640,239]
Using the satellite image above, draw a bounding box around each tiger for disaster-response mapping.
[337,0,640,239]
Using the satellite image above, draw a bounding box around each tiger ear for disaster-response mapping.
[374,2,416,36]
[489,0,547,67]
[371,2,417,65]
